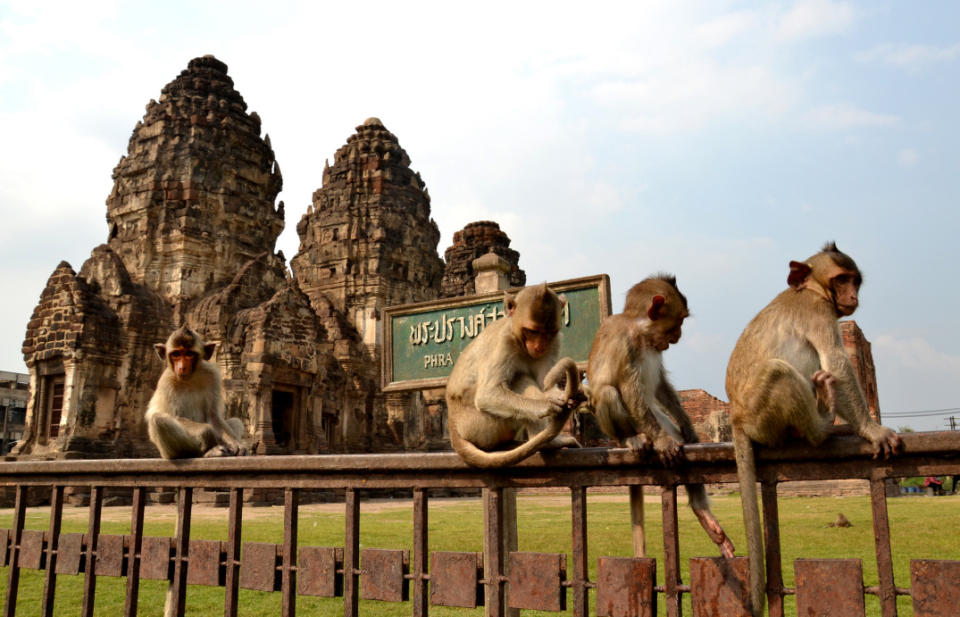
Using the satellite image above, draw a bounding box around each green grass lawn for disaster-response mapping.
[0,490,956,616]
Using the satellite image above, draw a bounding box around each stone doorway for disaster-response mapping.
[270,388,297,451]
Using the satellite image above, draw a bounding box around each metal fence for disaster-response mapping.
[1,431,958,617]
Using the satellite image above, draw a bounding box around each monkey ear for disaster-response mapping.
[203,342,216,361]
[557,293,567,309]
[787,261,812,289]
[504,292,517,316]
[648,295,666,320]
[155,344,166,362]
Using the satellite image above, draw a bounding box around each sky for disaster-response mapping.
[1,1,958,431]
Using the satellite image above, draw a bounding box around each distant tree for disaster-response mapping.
[897,426,915,433]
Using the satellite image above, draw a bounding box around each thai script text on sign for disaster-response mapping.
[382,275,611,392]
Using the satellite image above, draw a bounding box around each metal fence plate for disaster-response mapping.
[55,533,83,575]
[596,556,656,617]
[360,548,409,602]
[795,558,865,617]
[689,557,750,617]
[508,552,566,612]
[298,546,341,597]
[19,529,45,570]
[187,539,222,586]
[430,551,481,608]
[140,536,172,580]
[911,559,960,617]
[0,529,8,567]
[240,542,278,592]
[94,534,125,577]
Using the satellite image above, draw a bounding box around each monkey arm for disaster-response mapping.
[812,324,901,457]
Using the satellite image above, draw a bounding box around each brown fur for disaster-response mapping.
[726,244,900,616]
[586,275,734,558]
[445,284,581,468]
[146,325,246,459]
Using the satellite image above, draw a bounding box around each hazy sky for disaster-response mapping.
[1,1,957,431]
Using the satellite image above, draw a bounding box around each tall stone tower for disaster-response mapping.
[440,221,526,297]
[105,55,286,320]
[291,117,445,352]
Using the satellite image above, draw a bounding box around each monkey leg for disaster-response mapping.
[592,385,644,448]
[148,414,212,459]
[686,484,735,558]
[743,359,833,447]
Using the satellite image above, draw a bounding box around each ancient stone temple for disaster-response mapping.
[290,117,448,450]
[18,56,350,458]
[18,56,519,461]
[440,221,525,298]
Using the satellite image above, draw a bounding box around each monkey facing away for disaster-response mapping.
[726,242,901,616]
[587,275,735,558]
[445,283,582,468]
[146,325,246,459]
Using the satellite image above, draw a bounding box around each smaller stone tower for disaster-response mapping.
[441,221,525,297]
[291,117,445,352]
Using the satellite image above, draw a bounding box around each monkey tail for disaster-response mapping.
[449,407,574,469]
[733,426,765,617]
[542,357,580,401]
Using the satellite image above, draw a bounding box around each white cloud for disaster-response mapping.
[776,0,855,43]
[802,103,898,131]
[897,148,919,168]
[871,335,960,431]
[857,42,960,71]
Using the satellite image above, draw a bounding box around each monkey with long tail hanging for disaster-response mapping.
[726,243,901,617]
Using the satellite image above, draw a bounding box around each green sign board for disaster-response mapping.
[382,275,611,392]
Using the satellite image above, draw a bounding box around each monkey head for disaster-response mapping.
[155,325,216,381]
[505,284,566,360]
[788,242,862,317]
[624,275,689,352]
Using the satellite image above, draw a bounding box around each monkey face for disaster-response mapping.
[169,347,198,380]
[831,272,860,316]
[520,326,557,359]
[650,319,683,352]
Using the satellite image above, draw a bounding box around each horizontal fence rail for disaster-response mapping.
[0,431,957,617]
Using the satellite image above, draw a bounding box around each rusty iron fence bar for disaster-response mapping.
[124,486,145,617]
[0,432,956,616]
[80,485,102,617]
[40,485,62,617]
[224,487,242,617]
[413,488,428,617]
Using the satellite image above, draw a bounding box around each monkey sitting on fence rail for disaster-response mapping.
[726,242,901,617]
[146,325,247,459]
[445,283,582,468]
[585,274,735,559]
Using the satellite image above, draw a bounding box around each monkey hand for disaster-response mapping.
[624,434,652,453]
[861,423,902,459]
[652,434,683,466]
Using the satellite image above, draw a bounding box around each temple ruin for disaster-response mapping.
[17,55,525,460]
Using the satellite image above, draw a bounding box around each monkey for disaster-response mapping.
[827,512,852,528]
[586,274,735,559]
[726,242,901,616]
[445,283,582,468]
[146,325,246,459]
